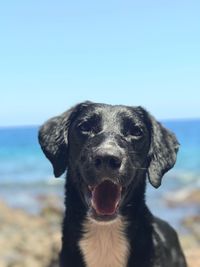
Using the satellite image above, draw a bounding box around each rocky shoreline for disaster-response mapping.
[0,190,199,267]
[166,187,200,267]
[0,197,62,267]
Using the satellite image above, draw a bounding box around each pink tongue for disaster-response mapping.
[92,180,121,215]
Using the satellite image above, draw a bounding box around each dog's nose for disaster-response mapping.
[94,152,122,171]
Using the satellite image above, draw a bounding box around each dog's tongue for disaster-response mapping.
[92,180,121,216]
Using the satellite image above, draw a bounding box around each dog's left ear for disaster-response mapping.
[38,108,73,178]
[146,112,179,188]
[38,101,92,177]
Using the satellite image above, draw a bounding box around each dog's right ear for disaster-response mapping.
[38,101,92,177]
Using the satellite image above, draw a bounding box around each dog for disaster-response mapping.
[38,101,187,267]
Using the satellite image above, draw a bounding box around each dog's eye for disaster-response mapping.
[79,121,92,133]
[123,119,143,138]
[78,120,101,135]
[78,115,101,135]
[129,125,143,137]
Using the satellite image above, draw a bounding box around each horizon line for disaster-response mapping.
[0,117,200,128]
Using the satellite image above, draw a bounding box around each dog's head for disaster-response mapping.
[39,101,179,221]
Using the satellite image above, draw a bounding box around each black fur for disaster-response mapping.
[38,101,187,267]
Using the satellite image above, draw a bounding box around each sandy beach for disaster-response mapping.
[0,189,199,267]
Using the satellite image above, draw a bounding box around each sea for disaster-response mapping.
[0,120,200,230]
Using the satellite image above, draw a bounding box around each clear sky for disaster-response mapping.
[0,1,200,126]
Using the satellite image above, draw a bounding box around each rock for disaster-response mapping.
[182,214,200,242]
[165,188,200,207]
[185,248,200,267]
[178,234,199,267]
[0,200,61,267]
[180,213,200,267]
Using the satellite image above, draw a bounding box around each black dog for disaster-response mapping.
[39,101,187,267]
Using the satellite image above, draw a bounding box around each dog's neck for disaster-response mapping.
[79,216,130,267]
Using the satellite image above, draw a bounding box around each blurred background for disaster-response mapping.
[0,1,199,267]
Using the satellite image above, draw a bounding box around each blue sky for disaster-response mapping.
[0,1,200,126]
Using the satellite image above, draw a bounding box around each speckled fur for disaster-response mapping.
[38,101,187,267]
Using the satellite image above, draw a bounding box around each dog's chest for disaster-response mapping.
[79,217,130,267]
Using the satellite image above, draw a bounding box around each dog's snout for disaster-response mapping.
[94,152,122,171]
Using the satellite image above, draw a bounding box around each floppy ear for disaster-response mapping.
[147,114,179,188]
[38,109,72,177]
[38,101,92,177]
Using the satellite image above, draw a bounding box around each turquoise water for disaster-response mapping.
[0,120,200,227]
[164,119,200,175]
[0,126,51,184]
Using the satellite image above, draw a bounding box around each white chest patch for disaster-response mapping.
[79,216,130,267]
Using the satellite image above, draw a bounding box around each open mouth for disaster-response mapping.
[88,180,122,219]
